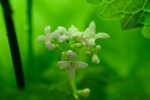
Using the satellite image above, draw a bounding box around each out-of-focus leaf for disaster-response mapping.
[86,0,150,38]
[74,16,150,100]
[86,0,102,5]
[121,10,144,29]
[142,25,150,38]
[0,87,75,100]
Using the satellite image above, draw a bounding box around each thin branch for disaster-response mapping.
[1,0,25,89]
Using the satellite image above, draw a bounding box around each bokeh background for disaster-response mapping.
[0,0,150,100]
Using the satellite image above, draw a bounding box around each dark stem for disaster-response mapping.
[1,0,25,89]
[27,0,35,83]
[27,0,32,44]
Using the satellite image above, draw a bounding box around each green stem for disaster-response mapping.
[1,0,25,89]
[27,0,33,54]
[57,45,64,51]
[69,78,78,96]
[65,40,72,51]
[53,39,64,51]
[27,0,34,67]
[27,0,38,85]
[65,43,69,51]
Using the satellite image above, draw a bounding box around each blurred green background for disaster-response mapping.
[0,0,150,100]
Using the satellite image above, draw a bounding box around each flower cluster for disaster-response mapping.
[37,21,109,78]
[58,50,88,78]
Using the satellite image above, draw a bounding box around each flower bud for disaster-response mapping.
[60,66,67,71]
[71,43,82,48]
[66,50,73,57]
[78,88,91,98]
[76,43,83,48]
[54,45,58,49]
[61,52,66,57]
[96,45,101,51]
[85,51,91,56]
[92,54,100,64]
[61,52,67,61]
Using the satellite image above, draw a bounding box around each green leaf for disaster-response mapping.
[86,0,150,38]
[121,10,144,29]
[0,87,75,100]
[77,19,150,100]
[142,25,150,38]
[86,0,102,5]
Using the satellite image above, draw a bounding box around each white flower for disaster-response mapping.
[68,25,79,34]
[58,50,88,78]
[58,25,79,42]
[92,54,100,64]
[57,26,68,42]
[73,21,110,48]
[37,26,57,50]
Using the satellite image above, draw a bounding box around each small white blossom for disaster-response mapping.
[58,50,88,78]
[83,21,110,48]
[58,25,79,42]
[37,26,56,50]
[57,26,68,42]
[72,21,110,48]
[68,25,79,34]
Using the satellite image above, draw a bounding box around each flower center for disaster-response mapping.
[81,38,86,42]
[70,62,75,67]
[45,35,50,41]
[90,34,95,38]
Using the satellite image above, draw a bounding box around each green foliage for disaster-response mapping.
[0,0,150,100]
[0,87,75,100]
[86,0,150,38]
[86,0,102,5]
[142,25,150,38]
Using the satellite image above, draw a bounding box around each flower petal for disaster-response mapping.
[59,35,68,42]
[95,33,110,39]
[58,61,70,70]
[70,52,77,62]
[86,39,96,47]
[68,25,79,33]
[83,28,90,38]
[69,66,75,78]
[81,41,86,45]
[37,35,45,42]
[45,40,55,50]
[66,50,77,61]
[51,30,60,38]
[75,61,88,68]
[89,21,95,33]
[44,26,50,35]
[66,50,73,57]
[58,26,67,35]
[71,32,83,37]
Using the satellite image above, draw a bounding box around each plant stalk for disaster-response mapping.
[1,0,25,89]
[69,78,78,98]
[27,0,33,54]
